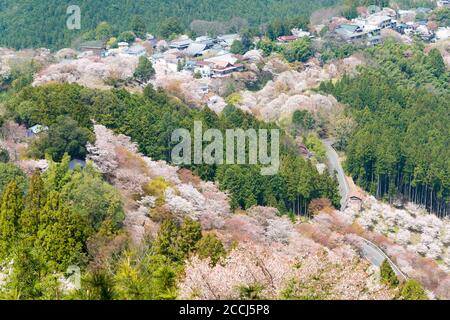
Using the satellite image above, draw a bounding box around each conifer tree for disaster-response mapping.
[195,233,226,266]
[153,218,181,261]
[37,191,86,271]
[380,259,399,288]
[20,171,45,239]
[0,181,24,256]
[428,48,446,78]
[178,218,202,259]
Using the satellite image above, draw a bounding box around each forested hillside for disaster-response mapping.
[320,41,449,216]
[0,0,340,49]
[5,83,340,214]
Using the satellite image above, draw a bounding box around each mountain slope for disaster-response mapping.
[0,0,341,49]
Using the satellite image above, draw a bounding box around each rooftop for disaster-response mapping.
[80,40,106,49]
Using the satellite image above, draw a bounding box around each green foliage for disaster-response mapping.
[28,116,93,162]
[153,218,202,263]
[400,279,428,300]
[10,62,41,92]
[428,48,446,78]
[282,37,313,63]
[230,40,245,55]
[178,218,203,258]
[0,154,125,298]
[265,16,309,41]
[195,233,226,265]
[10,83,93,129]
[159,17,184,38]
[304,134,326,162]
[0,243,62,300]
[342,0,359,19]
[257,38,282,56]
[433,7,450,27]
[320,41,450,215]
[1,60,41,93]
[8,83,340,216]
[131,15,147,39]
[107,37,118,49]
[318,38,361,63]
[71,270,115,300]
[292,110,316,133]
[95,22,113,41]
[380,259,399,288]
[134,57,155,83]
[59,164,125,233]
[111,252,178,300]
[0,1,340,50]
[20,171,45,239]
[0,181,23,256]
[177,60,185,72]
[239,283,265,300]
[143,177,172,206]
[36,191,87,271]
[72,217,206,300]
[0,163,28,195]
[117,31,136,43]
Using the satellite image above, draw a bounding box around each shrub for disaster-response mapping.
[143,177,172,206]
[380,259,399,288]
[401,279,428,300]
[195,233,226,266]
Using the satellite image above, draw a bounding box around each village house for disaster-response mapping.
[80,40,107,57]
[198,83,209,95]
[118,42,129,49]
[184,60,197,71]
[437,0,450,7]
[291,28,313,38]
[436,27,450,41]
[164,49,185,64]
[126,44,146,57]
[145,33,158,48]
[335,24,366,42]
[194,61,212,78]
[217,34,240,48]
[26,124,48,138]
[211,61,244,77]
[185,42,207,57]
[195,36,215,48]
[277,35,298,43]
[169,39,193,50]
[347,191,364,212]
[366,15,396,30]
[203,53,244,78]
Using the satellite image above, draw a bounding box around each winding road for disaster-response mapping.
[321,139,407,280]
[322,139,350,209]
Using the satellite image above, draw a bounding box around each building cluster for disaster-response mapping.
[332,5,449,45]
[77,3,449,82]
[77,31,248,79]
[150,34,248,78]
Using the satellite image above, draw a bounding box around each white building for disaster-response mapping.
[436,27,450,40]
